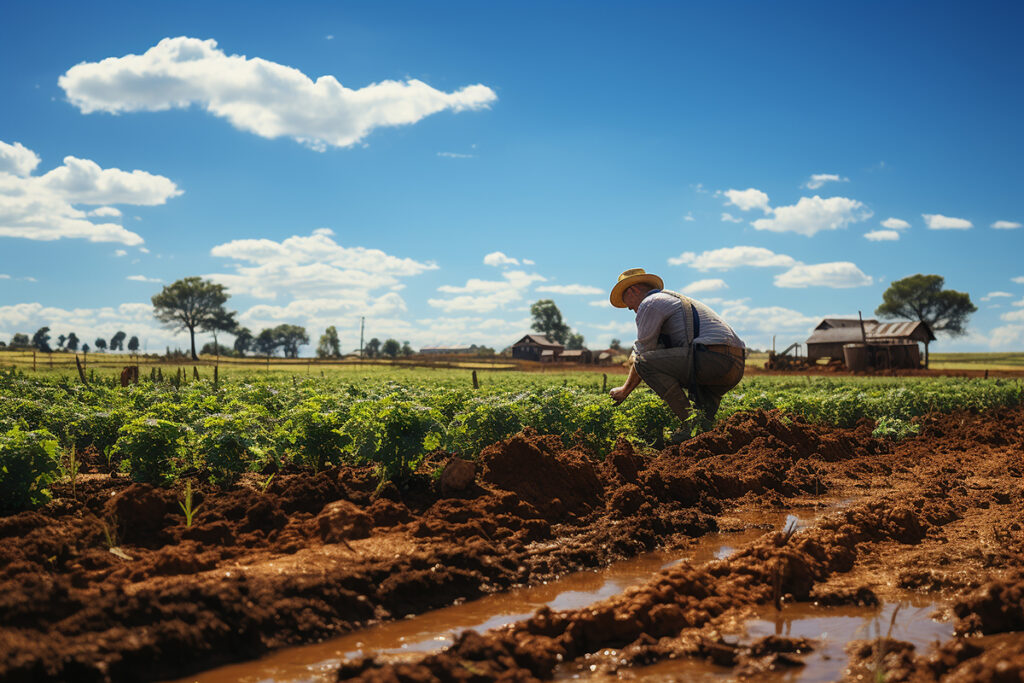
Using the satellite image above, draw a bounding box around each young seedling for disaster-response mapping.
[871,603,903,683]
[62,445,81,500]
[178,479,202,528]
[100,516,133,560]
[258,473,275,494]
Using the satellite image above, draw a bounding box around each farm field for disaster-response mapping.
[1,369,1023,682]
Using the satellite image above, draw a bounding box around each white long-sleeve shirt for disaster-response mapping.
[632,290,745,355]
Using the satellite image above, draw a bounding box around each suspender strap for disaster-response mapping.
[662,290,698,346]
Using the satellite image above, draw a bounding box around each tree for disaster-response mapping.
[566,332,585,350]
[609,338,622,351]
[94,338,107,352]
[127,336,140,353]
[316,326,342,358]
[57,334,67,349]
[81,343,90,354]
[201,341,234,356]
[876,274,977,368]
[254,329,281,357]
[151,277,231,360]
[233,327,254,356]
[274,324,309,358]
[401,341,414,357]
[109,330,127,352]
[530,299,570,345]
[364,337,381,358]
[381,338,401,358]
[32,327,52,352]
[201,308,238,355]
[10,333,30,349]
[66,332,79,351]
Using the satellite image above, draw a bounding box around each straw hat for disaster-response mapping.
[609,268,664,308]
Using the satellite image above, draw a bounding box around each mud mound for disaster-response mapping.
[481,428,604,518]
[953,571,1024,635]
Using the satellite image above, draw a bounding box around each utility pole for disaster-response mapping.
[359,317,365,358]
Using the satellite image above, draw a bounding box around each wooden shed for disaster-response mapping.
[559,349,592,364]
[511,334,564,362]
[806,318,936,367]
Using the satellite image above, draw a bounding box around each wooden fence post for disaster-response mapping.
[602,373,607,393]
[472,370,479,390]
[74,355,89,387]
[33,351,36,372]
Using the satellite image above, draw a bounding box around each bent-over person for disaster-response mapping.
[608,268,745,434]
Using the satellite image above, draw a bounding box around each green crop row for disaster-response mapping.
[1,368,1021,511]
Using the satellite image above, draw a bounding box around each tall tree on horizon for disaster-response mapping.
[876,274,977,367]
[151,277,232,360]
[530,299,570,345]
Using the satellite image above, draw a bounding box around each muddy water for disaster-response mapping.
[587,599,952,682]
[166,507,843,683]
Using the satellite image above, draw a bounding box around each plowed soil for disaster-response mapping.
[1,408,1022,682]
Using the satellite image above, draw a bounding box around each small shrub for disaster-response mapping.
[0,425,60,511]
[871,416,921,441]
[111,417,186,484]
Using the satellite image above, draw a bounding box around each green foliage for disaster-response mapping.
[111,417,186,484]
[876,273,977,336]
[276,398,350,472]
[446,398,522,457]
[340,396,442,488]
[0,426,60,510]
[871,416,921,440]
[196,413,264,485]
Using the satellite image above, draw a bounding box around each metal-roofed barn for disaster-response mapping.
[806,318,936,367]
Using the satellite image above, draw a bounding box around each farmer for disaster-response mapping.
[608,268,745,433]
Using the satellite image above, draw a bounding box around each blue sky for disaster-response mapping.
[1,1,1022,354]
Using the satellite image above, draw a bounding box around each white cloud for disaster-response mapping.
[722,188,771,213]
[0,141,181,245]
[1001,309,1024,323]
[881,217,910,230]
[0,274,9,279]
[1014,276,1024,285]
[0,141,41,177]
[717,299,818,333]
[589,299,613,308]
[536,284,603,295]
[989,325,1024,349]
[774,262,872,289]
[681,278,728,295]
[683,212,695,222]
[992,220,1021,230]
[208,230,436,300]
[60,37,497,151]
[803,173,847,190]
[522,258,535,266]
[752,196,871,236]
[437,152,474,159]
[483,251,520,267]
[430,270,545,313]
[922,213,972,230]
[0,301,175,351]
[981,291,1014,302]
[864,230,900,242]
[721,212,743,223]
[126,275,162,283]
[669,246,797,271]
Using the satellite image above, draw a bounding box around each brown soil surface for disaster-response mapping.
[2,409,1023,682]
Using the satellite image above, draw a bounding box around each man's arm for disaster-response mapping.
[609,355,642,404]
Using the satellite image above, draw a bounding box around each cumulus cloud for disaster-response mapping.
[681,278,728,295]
[1014,276,1024,285]
[536,284,603,295]
[865,230,900,242]
[669,246,797,271]
[721,212,743,223]
[752,196,871,236]
[992,220,1021,229]
[923,213,972,230]
[430,270,544,313]
[126,274,162,283]
[722,188,771,213]
[774,262,872,289]
[1001,308,1024,323]
[0,140,181,245]
[0,141,41,177]
[716,299,818,333]
[589,299,613,308]
[981,291,1014,302]
[483,251,521,267]
[989,324,1024,349]
[60,37,497,151]
[114,249,127,257]
[437,152,474,159]
[881,217,910,230]
[0,301,173,350]
[208,230,436,300]
[803,173,847,190]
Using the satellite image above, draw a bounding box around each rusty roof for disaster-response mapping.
[869,321,935,341]
[807,319,935,345]
[513,334,564,349]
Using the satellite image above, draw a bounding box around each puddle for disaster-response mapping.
[163,507,839,683]
[580,599,952,682]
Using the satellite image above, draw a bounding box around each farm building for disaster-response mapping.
[511,334,564,362]
[559,348,593,364]
[806,318,936,366]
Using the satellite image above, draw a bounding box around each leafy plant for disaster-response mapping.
[178,479,202,528]
[110,417,186,484]
[0,425,61,511]
[871,416,921,440]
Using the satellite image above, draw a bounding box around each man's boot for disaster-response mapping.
[661,384,693,444]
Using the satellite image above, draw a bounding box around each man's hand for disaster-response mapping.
[609,385,631,405]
